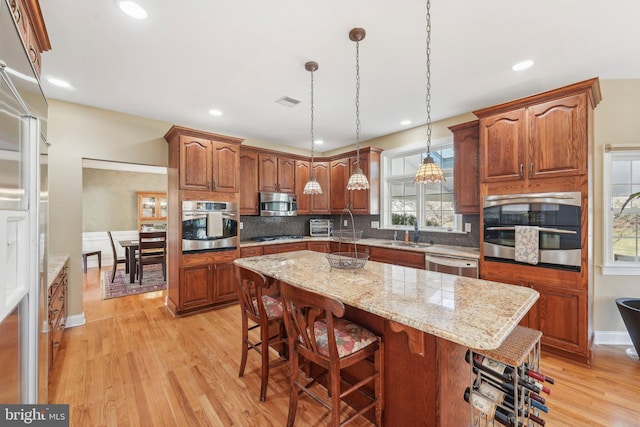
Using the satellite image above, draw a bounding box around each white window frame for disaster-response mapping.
[380,137,463,233]
[602,149,640,275]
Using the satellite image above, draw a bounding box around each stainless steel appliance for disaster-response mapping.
[310,219,332,237]
[1,0,49,403]
[182,200,238,252]
[425,254,478,278]
[259,192,297,216]
[483,191,582,271]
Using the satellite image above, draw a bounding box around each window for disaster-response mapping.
[603,149,640,275]
[380,138,460,231]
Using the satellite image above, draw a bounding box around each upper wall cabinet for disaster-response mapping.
[9,0,51,77]
[239,148,259,214]
[295,160,330,214]
[258,153,296,193]
[474,78,602,185]
[165,127,242,194]
[448,120,480,214]
[330,147,381,215]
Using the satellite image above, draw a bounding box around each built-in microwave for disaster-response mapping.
[259,192,297,217]
[483,191,582,271]
[182,201,238,252]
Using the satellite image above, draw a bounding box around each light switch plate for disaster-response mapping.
[464,223,471,232]
[240,222,244,230]
[344,220,348,227]
[371,221,379,229]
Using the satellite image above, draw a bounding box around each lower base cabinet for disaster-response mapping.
[48,259,68,372]
[175,250,238,314]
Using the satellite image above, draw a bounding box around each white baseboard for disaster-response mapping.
[65,313,86,328]
[594,330,632,346]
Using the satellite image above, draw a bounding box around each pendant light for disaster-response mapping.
[346,28,370,191]
[414,0,446,184]
[303,61,323,195]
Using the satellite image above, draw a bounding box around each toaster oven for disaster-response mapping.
[310,219,332,237]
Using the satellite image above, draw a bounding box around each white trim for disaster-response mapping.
[594,330,632,346]
[600,265,640,275]
[65,313,86,328]
[82,158,167,175]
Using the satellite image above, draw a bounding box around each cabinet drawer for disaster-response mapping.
[264,242,307,254]
[307,241,330,253]
[369,247,425,269]
[240,246,264,258]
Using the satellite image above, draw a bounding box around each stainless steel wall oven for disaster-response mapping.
[182,201,238,252]
[483,191,582,271]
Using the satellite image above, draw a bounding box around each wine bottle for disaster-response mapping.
[475,382,548,424]
[465,351,549,395]
[464,388,520,427]
[468,364,547,405]
[466,350,554,386]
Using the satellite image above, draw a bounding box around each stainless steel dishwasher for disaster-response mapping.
[424,254,478,278]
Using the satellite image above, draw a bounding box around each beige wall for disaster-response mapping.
[593,80,640,332]
[48,100,171,318]
[49,80,640,334]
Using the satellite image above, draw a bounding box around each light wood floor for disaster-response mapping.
[49,267,640,426]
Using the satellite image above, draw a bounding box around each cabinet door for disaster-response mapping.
[213,263,238,303]
[179,264,214,310]
[528,283,588,357]
[307,241,330,253]
[368,246,424,269]
[180,137,212,190]
[259,153,279,192]
[311,162,331,213]
[263,242,307,254]
[239,149,259,214]
[277,157,296,193]
[211,141,240,192]
[528,94,586,179]
[479,109,526,183]
[295,160,311,214]
[350,153,370,214]
[450,121,480,214]
[330,158,350,213]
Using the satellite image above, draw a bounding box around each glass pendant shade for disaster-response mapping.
[346,166,370,190]
[413,153,446,183]
[303,176,323,194]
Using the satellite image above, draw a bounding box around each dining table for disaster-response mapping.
[118,239,139,283]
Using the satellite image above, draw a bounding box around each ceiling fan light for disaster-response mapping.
[303,176,323,194]
[347,166,370,190]
[413,154,446,183]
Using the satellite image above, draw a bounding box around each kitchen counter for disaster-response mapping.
[240,236,480,259]
[234,250,536,350]
[47,255,69,289]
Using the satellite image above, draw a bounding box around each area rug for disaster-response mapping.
[101,264,166,300]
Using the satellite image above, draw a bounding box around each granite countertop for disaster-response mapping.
[48,254,69,288]
[240,236,480,259]
[235,250,538,350]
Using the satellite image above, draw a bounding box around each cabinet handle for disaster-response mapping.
[519,163,524,178]
[58,295,65,302]
[530,162,534,178]
[50,309,60,316]
[53,341,61,348]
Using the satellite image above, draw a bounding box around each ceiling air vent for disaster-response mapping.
[275,96,301,107]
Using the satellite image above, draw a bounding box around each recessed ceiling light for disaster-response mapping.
[208,109,222,116]
[47,77,73,89]
[512,60,534,71]
[118,1,148,20]
[400,120,412,126]
[314,139,324,145]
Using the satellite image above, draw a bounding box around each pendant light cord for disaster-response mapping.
[310,67,315,172]
[425,0,432,157]
[355,39,361,167]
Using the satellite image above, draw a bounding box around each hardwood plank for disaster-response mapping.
[49,266,640,426]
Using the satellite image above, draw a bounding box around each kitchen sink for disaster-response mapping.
[385,241,434,248]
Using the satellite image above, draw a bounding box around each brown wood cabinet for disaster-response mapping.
[263,241,307,255]
[9,0,51,77]
[295,160,331,214]
[369,246,425,269]
[239,148,259,214]
[258,153,296,193]
[239,246,264,258]
[449,120,480,214]
[48,259,68,371]
[176,136,240,192]
[137,191,167,230]
[307,241,330,253]
[330,147,381,215]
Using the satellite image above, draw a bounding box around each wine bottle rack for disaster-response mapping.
[466,325,553,427]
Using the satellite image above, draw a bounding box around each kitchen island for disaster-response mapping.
[235,250,539,426]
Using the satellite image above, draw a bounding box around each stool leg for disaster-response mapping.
[98,252,102,270]
[82,255,87,273]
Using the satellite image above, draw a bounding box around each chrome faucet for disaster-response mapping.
[413,221,420,243]
[393,230,397,242]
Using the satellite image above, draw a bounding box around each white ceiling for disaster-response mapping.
[38,0,640,153]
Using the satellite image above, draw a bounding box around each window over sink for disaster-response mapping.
[380,137,461,232]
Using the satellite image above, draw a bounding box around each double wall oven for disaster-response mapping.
[483,191,582,271]
[182,201,238,252]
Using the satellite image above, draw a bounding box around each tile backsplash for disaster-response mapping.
[240,214,480,248]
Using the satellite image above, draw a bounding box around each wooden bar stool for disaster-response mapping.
[82,250,101,273]
[235,265,287,401]
[279,281,384,426]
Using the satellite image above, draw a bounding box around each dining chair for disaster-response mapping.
[136,231,167,284]
[235,265,287,402]
[279,281,384,427]
[107,231,127,283]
